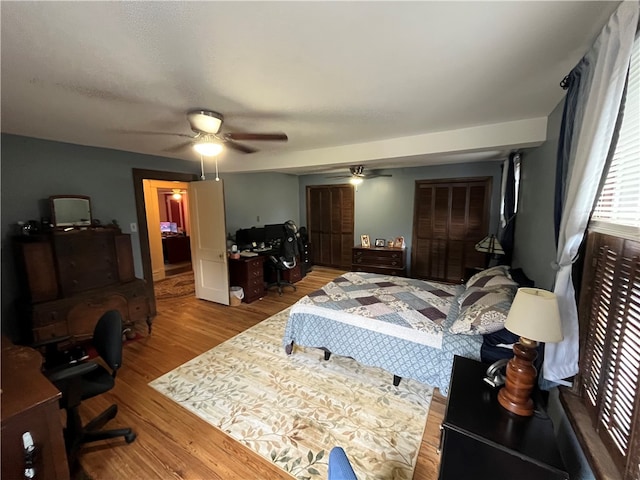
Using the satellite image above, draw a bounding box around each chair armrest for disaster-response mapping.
[46,362,98,383]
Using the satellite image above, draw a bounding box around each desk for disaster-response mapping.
[162,235,191,264]
[438,356,568,480]
[229,256,266,303]
[1,337,69,480]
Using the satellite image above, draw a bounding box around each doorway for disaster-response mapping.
[132,169,199,317]
[145,180,192,281]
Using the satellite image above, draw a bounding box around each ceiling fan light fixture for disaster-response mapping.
[187,110,223,134]
[350,176,363,186]
[193,139,224,156]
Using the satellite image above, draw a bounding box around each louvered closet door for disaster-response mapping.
[307,185,354,269]
[412,178,490,283]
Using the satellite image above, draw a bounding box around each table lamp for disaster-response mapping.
[497,288,563,416]
[475,234,505,268]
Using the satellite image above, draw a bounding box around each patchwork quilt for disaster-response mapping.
[283,272,483,394]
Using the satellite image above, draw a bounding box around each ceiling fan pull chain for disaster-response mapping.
[200,154,206,180]
[215,158,220,182]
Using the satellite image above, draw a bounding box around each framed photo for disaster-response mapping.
[394,236,406,249]
[361,234,371,248]
[375,238,385,247]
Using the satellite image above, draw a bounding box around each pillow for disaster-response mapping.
[466,265,518,290]
[450,286,516,335]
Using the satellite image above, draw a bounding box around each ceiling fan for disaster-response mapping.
[123,109,288,155]
[327,165,392,184]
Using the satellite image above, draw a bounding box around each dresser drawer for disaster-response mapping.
[32,322,69,343]
[352,265,406,277]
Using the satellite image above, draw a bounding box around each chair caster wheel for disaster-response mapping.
[125,432,137,443]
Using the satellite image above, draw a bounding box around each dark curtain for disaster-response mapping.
[500,152,518,265]
[554,59,588,246]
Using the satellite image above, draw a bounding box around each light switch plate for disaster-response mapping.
[130,222,137,233]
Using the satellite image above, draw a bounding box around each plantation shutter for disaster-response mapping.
[580,233,640,480]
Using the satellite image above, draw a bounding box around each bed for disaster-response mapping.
[283,268,519,394]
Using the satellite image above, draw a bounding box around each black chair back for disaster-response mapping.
[281,220,300,261]
[93,310,123,373]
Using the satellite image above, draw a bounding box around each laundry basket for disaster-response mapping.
[229,286,244,306]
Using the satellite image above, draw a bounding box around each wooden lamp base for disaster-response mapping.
[497,337,538,416]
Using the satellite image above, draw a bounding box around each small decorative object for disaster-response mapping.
[387,240,394,247]
[498,288,563,416]
[394,236,406,249]
[361,234,371,248]
[375,238,385,247]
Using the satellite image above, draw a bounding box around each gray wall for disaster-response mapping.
[222,172,300,237]
[512,99,564,290]
[298,162,504,266]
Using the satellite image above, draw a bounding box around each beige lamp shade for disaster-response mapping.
[504,288,563,343]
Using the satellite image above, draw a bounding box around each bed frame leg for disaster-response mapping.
[393,375,401,386]
[285,341,294,355]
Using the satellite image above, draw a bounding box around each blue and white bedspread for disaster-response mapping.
[283,272,482,394]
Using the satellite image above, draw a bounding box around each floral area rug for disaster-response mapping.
[149,308,433,480]
[153,271,194,300]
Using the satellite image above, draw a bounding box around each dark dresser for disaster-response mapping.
[352,245,406,276]
[438,356,569,480]
[228,256,265,303]
[13,228,152,344]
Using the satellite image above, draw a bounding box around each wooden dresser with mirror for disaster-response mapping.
[12,195,152,345]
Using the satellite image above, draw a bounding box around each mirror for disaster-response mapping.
[50,195,92,227]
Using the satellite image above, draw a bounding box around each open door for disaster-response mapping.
[189,180,230,305]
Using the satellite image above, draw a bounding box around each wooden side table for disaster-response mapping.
[1,337,70,480]
[438,356,568,480]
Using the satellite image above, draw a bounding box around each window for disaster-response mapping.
[591,38,640,240]
[577,37,640,480]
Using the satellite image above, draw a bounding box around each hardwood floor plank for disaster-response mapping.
[77,267,445,479]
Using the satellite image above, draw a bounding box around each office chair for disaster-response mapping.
[266,220,299,296]
[328,447,358,480]
[44,310,136,463]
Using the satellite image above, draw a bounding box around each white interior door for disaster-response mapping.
[188,179,229,305]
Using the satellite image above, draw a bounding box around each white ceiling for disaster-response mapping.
[1,1,618,175]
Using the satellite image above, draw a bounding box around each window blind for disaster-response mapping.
[591,38,640,238]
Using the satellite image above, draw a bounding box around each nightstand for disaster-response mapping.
[438,356,568,480]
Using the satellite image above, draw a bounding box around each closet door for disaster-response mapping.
[411,178,490,283]
[307,185,354,269]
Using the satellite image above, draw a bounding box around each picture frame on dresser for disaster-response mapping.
[360,235,371,248]
[375,238,385,247]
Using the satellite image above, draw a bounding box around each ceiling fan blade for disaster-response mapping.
[111,129,193,138]
[224,140,257,154]
[325,174,351,178]
[366,174,393,178]
[162,140,193,153]
[224,132,288,142]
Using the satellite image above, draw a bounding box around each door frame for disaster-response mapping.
[132,168,199,316]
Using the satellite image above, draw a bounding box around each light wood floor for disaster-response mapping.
[77,266,445,479]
